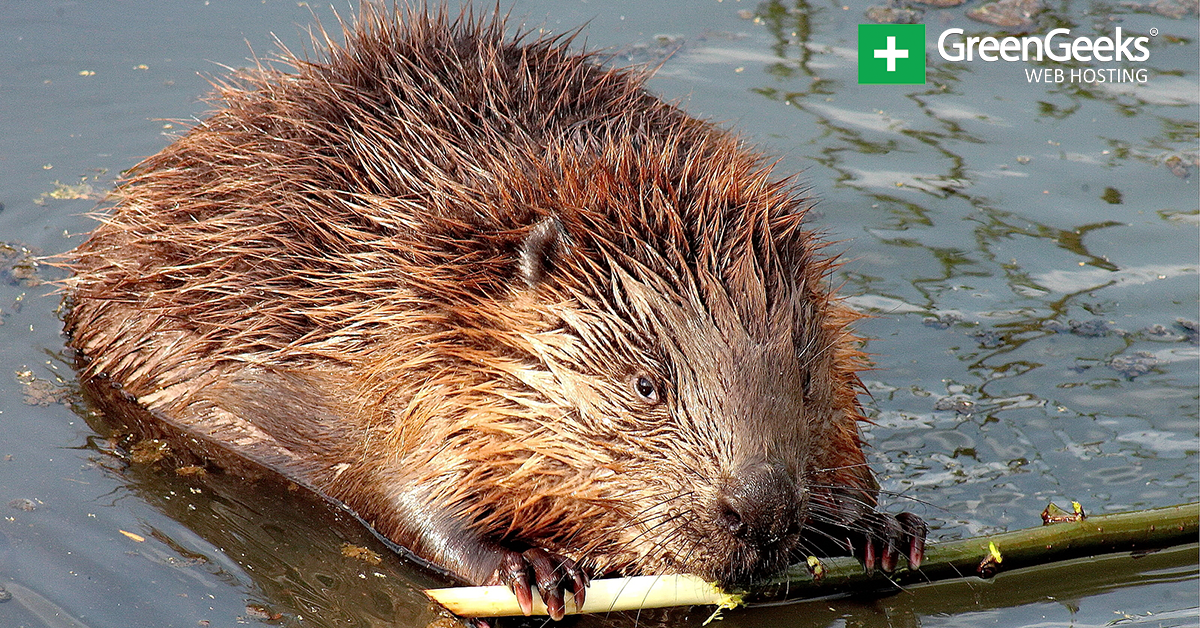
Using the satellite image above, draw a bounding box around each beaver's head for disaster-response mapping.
[382,130,874,586]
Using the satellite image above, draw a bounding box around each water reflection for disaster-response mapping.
[59,396,449,628]
[741,0,1197,542]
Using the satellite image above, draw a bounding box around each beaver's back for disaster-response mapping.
[69,6,695,370]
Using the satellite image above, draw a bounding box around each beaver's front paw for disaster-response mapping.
[850,511,927,574]
[495,548,590,620]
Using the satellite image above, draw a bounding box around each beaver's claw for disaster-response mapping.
[498,548,589,620]
[848,511,927,574]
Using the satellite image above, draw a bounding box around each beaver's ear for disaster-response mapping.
[519,217,566,289]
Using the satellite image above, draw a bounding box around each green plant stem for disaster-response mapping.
[424,502,1200,616]
[748,502,1200,602]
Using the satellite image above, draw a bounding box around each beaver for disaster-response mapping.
[62,3,926,620]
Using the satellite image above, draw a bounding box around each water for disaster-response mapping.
[1,1,1196,627]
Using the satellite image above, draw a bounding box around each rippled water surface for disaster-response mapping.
[1,1,1196,627]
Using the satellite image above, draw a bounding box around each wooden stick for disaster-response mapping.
[425,502,1199,617]
[751,501,1200,601]
[426,573,740,618]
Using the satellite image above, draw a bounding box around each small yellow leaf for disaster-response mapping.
[806,555,826,580]
[988,541,1002,563]
[120,530,146,543]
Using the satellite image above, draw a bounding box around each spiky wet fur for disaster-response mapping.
[63,4,879,587]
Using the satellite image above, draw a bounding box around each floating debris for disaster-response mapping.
[129,439,170,464]
[865,6,924,23]
[1073,318,1126,337]
[1141,324,1183,341]
[1043,320,1069,333]
[1125,0,1200,18]
[245,604,283,621]
[971,330,1005,348]
[1109,351,1158,378]
[341,542,383,565]
[934,397,977,415]
[175,465,208,477]
[8,498,37,512]
[1175,319,1199,344]
[35,180,98,205]
[1046,318,1126,338]
[967,0,1046,29]
[15,369,68,407]
[924,312,965,329]
[1164,155,1192,179]
[1,242,42,287]
[120,529,146,543]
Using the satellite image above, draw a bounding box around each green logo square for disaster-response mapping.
[858,24,926,85]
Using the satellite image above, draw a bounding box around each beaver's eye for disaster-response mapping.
[633,375,660,404]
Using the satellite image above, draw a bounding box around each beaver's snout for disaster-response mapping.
[717,463,802,544]
[713,462,805,582]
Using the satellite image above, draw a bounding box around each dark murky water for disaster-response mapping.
[1,1,1196,627]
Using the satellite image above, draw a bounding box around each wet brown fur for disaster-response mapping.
[63,4,879,587]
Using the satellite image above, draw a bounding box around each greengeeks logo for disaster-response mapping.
[858,24,926,85]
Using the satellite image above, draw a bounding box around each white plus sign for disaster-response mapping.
[874,36,909,72]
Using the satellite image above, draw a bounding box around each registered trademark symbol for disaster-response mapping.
[1149,28,1159,36]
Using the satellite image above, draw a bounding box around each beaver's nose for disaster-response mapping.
[716,462,801,546]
